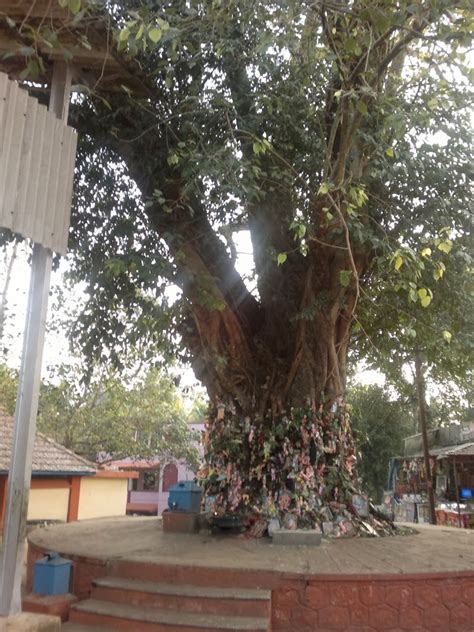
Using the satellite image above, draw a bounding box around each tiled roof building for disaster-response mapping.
[0,408,96,475]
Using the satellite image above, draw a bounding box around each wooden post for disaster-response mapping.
[414,350,437,525]
[0,62,71,616]
[67,476,81,522]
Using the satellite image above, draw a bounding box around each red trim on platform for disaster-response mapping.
[26,542,474,631]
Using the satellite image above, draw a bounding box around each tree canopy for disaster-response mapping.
[4,0,471,411]
[39,0,470,412]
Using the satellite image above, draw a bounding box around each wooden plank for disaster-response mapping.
[0,81,28,231]
[0,70,76,252]
[42,116,62,248]
[67,477,81,522]
[62,127,78,250]
[0,72,10,225]
[54,126,77,253]
[0,80,15,231]
[11,96,38,237]
[31,99,54,246]
[22,102,47,240]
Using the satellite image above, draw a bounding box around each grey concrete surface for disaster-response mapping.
[27,516,474,577]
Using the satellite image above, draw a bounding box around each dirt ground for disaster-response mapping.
[27,516,474,576]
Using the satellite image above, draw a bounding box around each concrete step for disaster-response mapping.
[108,559,277,589]
[62,624,117,632]
[92,575,271,617]
[70,599,270,632]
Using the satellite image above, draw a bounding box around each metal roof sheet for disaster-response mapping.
[395,442,474,460]
[438,442,474,458]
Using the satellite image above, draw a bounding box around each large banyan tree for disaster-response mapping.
[15,0,473,529]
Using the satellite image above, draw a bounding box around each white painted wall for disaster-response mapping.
[77,477,128,520]
[28,488,69,522]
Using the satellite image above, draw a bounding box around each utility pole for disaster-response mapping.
[414,349,437,525]
[0,62,72,616]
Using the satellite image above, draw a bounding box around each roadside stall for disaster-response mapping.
[386,423,474,527]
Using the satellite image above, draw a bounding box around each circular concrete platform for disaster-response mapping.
[26,517,474,632]
[28,516,474,576]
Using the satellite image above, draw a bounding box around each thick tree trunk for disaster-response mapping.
[181,197,361,418]
[186,291,353,417]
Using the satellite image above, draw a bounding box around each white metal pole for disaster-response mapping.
[0,62,71,616]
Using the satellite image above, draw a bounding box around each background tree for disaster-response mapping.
[0,362,200,469]
[348,383,414,502]
[0,364,17,415]
[38,365,200,468]
[0,239,21,359]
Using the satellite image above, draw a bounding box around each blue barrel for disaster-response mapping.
[32,551,72,595]
[168,480,202,513]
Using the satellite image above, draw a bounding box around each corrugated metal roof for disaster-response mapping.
[0,71,77,254]
[439,442,474,458]
[0,408,96,475]
[396,442,474,460]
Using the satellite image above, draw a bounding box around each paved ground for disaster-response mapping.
[27,517,474,576]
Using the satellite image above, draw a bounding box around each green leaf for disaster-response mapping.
[118,28,130,43]
[149,27,162,44]
[443,330,452,343]
[68,0,81,15]
[339,270,351,287]
[385,147,394,158]
[421,247,432,258]
[277,253,287,266]
[156,18,170,31]
[167,153,179,166]
[58,0,68,7]
[252,140,269,155]
[437,240,452,254]
[394,256,403,271]
[135,23,145,40]
[417,288,432,307]
[417,288,428,300]
[409,289,418,303]
[296,224,306,238]
[356,100,368,116]
[318,182,329,196]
